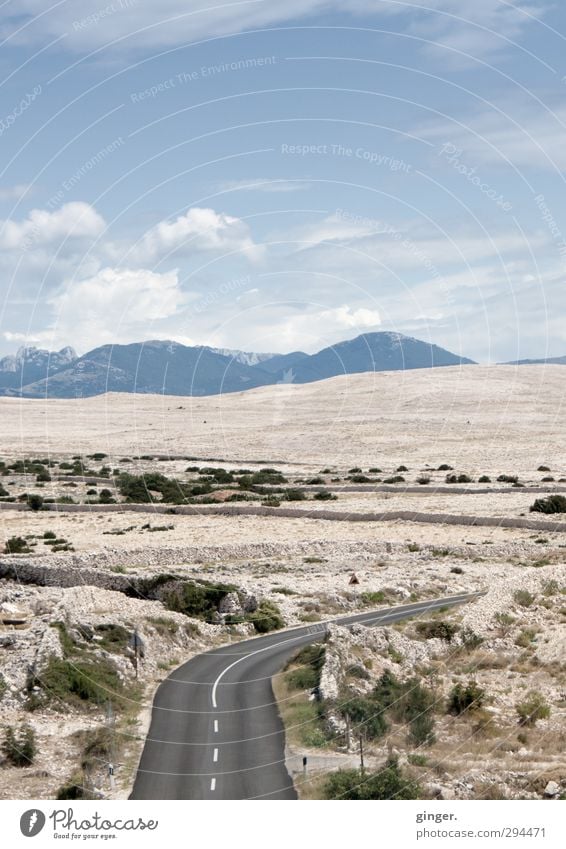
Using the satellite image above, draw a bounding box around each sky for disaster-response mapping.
[0,0,566,363]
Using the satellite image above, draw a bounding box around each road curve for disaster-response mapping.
[130,591,484,800]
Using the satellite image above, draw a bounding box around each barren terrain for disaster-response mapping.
[0,364,565,800]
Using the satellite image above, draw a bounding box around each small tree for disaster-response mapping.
[27,494,44,512]
[2,724,36,766]
[448,681,485,715]
[516,691,550,726]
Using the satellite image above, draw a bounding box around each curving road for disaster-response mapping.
[131,591,484,800]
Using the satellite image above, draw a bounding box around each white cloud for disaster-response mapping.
[218,178,311,194]
[0,0,546,59]
[47,267,187,351]
[112,207,262,265]
[0,184,33,202]
[419,103,566,171]
[0,202,105,250]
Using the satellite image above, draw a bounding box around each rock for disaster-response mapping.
[439,786,457,800]
[543,781,560,798]
[218,592,243,616]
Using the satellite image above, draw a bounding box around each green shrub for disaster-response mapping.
[497,474,518,483]
[161,580,237,622]
[323,758,420,800]
[416,476,431,485]
[448,681,486,714]
[4,536,31,554]
[409,712,436,746]
[360,591,385,605]
[343,696,389,740]
[516,691,550,726]
[513,589,535,608]
[2,724,36,766]
[284,489,306,501]
[27,493,44,511]
[286,666,319,690]
[530,495,566,514]
[384,475,405,484]
[248,599,284,633]
[349,474,371,483]
[445,474,472,484]
[478,475,491,483]
[437,464,453,471]
[28,656,126,712]
[396,465,409,472]
[460,627,483,648]
[314,491,336,500]
[416,620,458,641]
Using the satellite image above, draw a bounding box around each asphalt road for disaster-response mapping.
[131,591,483,800]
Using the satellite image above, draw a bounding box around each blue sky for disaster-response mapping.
[1,0,565,362]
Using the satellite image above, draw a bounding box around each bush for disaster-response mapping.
[497,474,518,483]
[344,696,389,740]
[416,476,431,485]
[323,758,420,800]
[4,536,31,554]
[513,589,535,608]
[445,474,472,484]
[248,600,284,633]
[416,620,458,641]
[409,712,436,746]
[448,681,485,714]
[516,691,550,726]
[460,627,483,648]
[27,494,44,511]
[537,465,551,472]
[161,580,237,622]
[285,643,326,691]
[2,724,36,766]
[396,465,409,472]
[478,475,491,483]
[349,474,371,483]
[437,464,453,471]
[313,491,336,500]
[284,489,306,501]
[384,475,405,484]
[360,591,385,605]
[28,656,126,712]
[98,489,115,504]
[530,495,566,515]
[286,666,319,690]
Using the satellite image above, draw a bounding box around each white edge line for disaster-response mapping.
[210,593,480,708]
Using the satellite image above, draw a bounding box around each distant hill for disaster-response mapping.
[0,332,475,398]
[3,341,273,398]
[275,332,474,384]
[504,355,566,366]
[0,346,77,391]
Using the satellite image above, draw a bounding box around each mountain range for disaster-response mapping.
[0,332,477,398]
